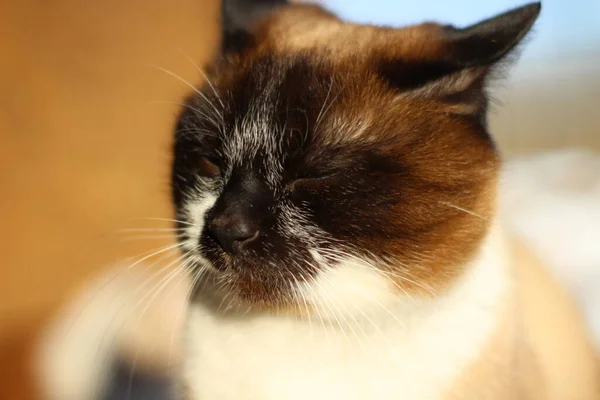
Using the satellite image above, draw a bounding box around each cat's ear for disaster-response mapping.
[380,2,541,110]
[441,2,541,68]
[221,0,289,54]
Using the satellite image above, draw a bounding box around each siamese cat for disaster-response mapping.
[169,1,600,399]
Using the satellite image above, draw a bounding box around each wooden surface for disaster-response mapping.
[0,0,218,398]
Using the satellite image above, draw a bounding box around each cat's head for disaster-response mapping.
[172,1,540,311]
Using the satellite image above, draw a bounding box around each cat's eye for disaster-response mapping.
[302,173,338,181]
[287,172,338,191]
[196,155,222,178]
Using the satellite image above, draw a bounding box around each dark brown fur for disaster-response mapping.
[172,2,537,305]
[225,5,496,295]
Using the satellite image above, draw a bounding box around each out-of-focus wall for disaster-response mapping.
[490,55,600,154]
[0,0,219,398]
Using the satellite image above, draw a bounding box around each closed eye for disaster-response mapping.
[300,173,337,181]
[196,155,222,178]
[287,172,339,191]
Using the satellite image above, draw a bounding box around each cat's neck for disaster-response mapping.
[184,221,512,399]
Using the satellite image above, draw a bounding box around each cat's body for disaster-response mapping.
[183,223,508,399]
[182,224,600,399]
[171,1,600,399]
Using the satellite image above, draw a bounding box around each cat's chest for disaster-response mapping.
[182,231,508,400]
[182,301,498,400]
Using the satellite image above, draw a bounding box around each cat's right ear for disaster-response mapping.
[221,0,289,54]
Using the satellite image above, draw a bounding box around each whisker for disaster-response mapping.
[376,268,436,297]
[64,243,183,342]
[117,227,187,233]
[148,100,222,130]
[292,276,314,340]
[175,127,220,139]
[96,252,188,346]
[310,273,351,344]
[316,251,408,332]
[119,242,185,272]
[145,64,223,127]
[315,247,428,301]
[176,47,225,110]
[314,77,334,132]
[314,79,344,136]
[313,268,369,354]
[118,234,181,243]
[125,256,194,398]
[138,217,195,226]
[169,267,207,367]
[88,249,181,399]
[440,201,489,221]
[299,275,330,341]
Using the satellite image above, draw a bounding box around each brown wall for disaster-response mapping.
[0,0,218,397]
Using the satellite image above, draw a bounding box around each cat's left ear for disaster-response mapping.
[380,2,541,108]
[221,0,289,54]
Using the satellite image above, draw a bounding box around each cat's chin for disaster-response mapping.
[191,257,304,313]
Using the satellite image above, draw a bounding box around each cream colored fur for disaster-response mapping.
[183,219,599,399]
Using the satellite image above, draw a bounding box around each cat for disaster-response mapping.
[169,1,600,399]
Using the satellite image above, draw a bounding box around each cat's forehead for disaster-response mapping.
[208,5,455,148]
[213,54,389,151]
[250,5,447,62]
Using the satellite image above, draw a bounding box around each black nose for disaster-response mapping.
[208,216,259,255]
[205,171,268,255]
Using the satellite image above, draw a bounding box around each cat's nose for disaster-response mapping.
[207,215,259,255]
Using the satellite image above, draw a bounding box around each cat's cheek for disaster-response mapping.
[297,252,399,320]
[180,193,218,255]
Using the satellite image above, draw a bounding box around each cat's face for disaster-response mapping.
[171,2,539,310]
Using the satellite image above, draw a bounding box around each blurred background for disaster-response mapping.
[0,0,598,399]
